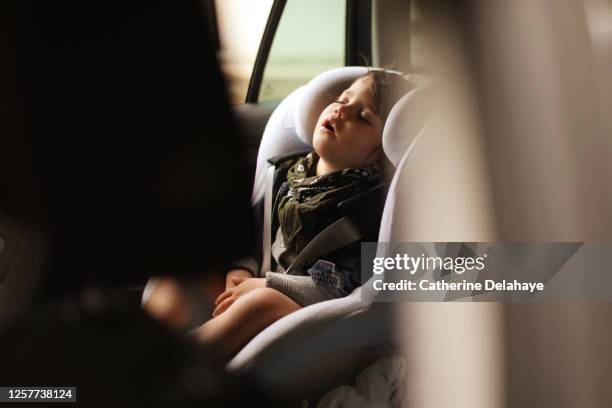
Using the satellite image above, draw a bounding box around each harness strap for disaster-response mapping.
[285,216,363,275]
[261,165,275,275]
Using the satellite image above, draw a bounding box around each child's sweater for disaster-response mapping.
[230,151,385,307]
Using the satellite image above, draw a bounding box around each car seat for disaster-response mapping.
[226,67,435,399]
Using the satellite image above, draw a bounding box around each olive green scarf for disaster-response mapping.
[276,152,380,262]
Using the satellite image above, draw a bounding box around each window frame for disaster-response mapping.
[245,0,287,103]
[245,0,372,104]
[346,0,372,66]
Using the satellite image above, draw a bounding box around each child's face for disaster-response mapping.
[313,76,384,169]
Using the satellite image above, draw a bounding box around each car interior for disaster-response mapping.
[2,0,612,406]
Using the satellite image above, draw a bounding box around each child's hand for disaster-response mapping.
[225,269,253,291]
[213,277,266,317]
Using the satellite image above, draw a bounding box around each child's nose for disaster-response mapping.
[334,103,354,119]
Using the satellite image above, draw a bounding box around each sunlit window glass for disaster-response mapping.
[215,0,274,103]
[258,0,346,102]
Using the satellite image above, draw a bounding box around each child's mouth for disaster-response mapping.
[323,119,336,134]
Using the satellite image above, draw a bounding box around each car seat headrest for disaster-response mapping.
[294,67,433,166]
[382,80,435,167]
[252,67,432,202]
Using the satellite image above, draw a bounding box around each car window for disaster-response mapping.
[258,0,346,102]
[215,0,274,103]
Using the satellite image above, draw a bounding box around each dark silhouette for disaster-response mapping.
[0,1,289,406]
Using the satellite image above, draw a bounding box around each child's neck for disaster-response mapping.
[315,157,343,176]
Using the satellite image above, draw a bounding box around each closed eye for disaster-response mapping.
[332,98,374,125]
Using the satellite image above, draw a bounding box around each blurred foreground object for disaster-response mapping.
[0,1,273,406]
[0,0,253,320]
[395,1,612,407]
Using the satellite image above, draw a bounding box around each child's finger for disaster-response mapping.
[225,278,235,291]
[213,297,233,317]
[231,276,248,285]
[215,289,232,306]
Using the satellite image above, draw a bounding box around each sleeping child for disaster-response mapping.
[144,69,412,360]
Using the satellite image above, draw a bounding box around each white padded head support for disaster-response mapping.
[252,67,427,202]
[295,66,369,145]
[382,81,435,167]
[251,86,311,203]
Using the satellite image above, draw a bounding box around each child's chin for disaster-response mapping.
[313,135,330,152]
[313,143,338,162]
[314,129,335,144]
